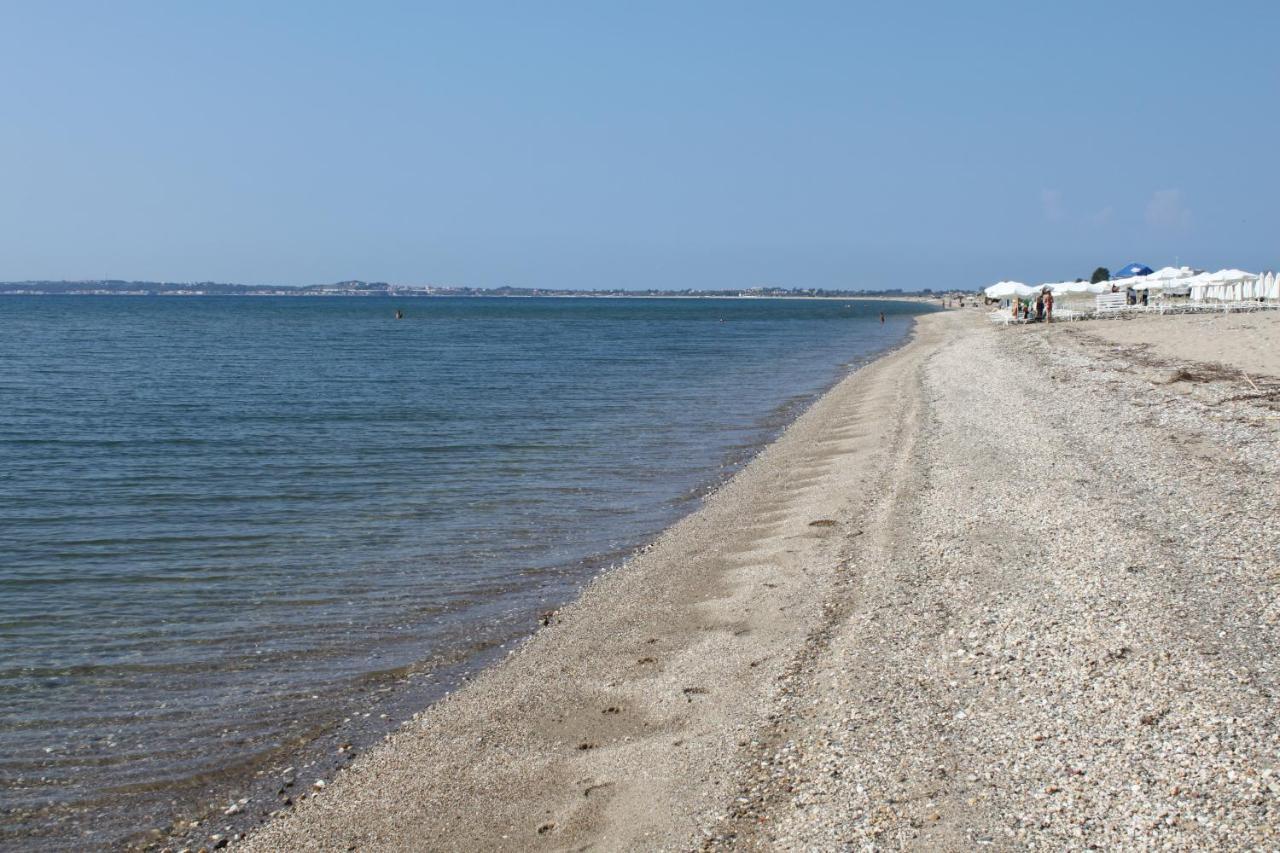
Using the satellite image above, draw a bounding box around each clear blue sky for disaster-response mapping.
[1,1,1276,290]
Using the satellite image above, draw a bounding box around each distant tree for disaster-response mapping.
[1090,266,1110,283]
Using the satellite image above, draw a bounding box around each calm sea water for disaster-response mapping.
[0,295,932,848]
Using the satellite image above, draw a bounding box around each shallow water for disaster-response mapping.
[0,295,933,847]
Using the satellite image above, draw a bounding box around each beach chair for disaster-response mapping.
[1094,293,1128,315]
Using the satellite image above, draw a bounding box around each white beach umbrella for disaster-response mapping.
[1109,275,1146,290]
[1134,266,1195,290]
[1206,268,1258,283]
[1183,272,1215,301]
[1208,269,1257,301]
[1043,280,1103,294]
[1058,281,1110,294]
[1146,265,1195,281]
[1266,271,1279,300]
[984,281,1037,299]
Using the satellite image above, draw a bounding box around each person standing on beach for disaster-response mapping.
[1044,288,1054,323]
[1034,292,1045,322]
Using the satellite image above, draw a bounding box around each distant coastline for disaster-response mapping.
[0,279,941,299]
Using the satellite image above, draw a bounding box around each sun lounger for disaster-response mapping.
[1094,293,1128,314]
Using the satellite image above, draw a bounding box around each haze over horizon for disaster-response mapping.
[2,1,1276,291]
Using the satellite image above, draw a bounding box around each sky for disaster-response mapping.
[0,1,1276,290]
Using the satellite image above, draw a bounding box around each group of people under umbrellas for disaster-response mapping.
[1011,288,1054,322]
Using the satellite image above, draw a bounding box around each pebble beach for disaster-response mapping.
[228,308,1278,852]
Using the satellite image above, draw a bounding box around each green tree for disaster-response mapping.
[1090,266,1110,284]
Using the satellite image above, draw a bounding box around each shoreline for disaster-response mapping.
[122,313,928,853]
[236,313,951,852]
[0,292,941,302]
[221,307,1274,849]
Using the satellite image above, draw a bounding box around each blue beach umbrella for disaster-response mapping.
[1113,262,1153,278]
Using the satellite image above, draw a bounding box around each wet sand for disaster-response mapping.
[235,309,1278,851]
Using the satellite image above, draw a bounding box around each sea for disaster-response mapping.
[0,294,934,849]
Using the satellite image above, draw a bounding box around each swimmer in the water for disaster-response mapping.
[879,312,885,324]
[395,308,404,320]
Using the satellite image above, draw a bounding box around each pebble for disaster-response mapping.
[703,316,1280,849]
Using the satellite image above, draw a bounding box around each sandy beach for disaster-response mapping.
[232,309,1279,852]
